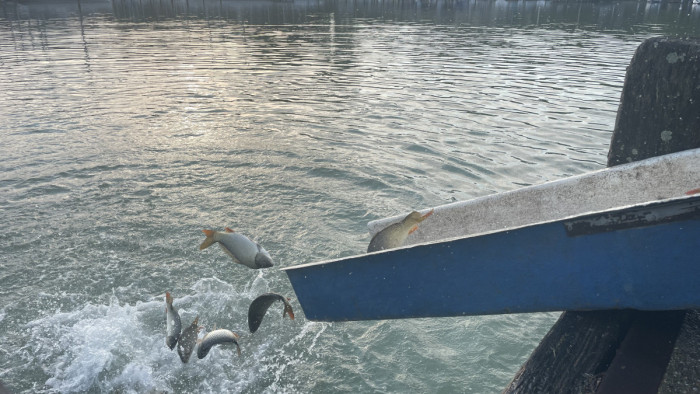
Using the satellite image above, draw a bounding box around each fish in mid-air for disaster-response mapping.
[248,293,295,333]
[177,316,201,363]
[165,292,182,350]
[367,209,434,253]
[200,228,274,269]
[197,329,242,359]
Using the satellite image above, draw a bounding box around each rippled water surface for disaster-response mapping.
[1,0,698,392]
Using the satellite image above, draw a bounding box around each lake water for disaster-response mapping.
[1,0,698,392]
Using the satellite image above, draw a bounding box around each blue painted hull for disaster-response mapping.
[283,196,700,321]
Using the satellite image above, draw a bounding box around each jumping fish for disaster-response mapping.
[165,292,182,350]
[248,293,295,334]
[197,329,242,359]
[367,209,434,253]
[177,316,201,363]
[200,228,274,269]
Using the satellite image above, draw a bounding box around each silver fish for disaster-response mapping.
[177,316,200,363]
[197,329,241,359]
[367,209,434,253]
[248,293,295,334]
[200,228,273,269]
[165,292,181,350]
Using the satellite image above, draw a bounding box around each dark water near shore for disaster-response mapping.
[1,0,698,392]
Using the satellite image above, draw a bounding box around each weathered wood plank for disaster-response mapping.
[503,311,635,394]
[658,310,700,393]
[367,148,699,248]
[596,311,686,394]
[608,37,700,166]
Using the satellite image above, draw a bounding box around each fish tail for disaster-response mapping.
[284,304,295,320]
[200,230,216,250]
[166,291,173,306]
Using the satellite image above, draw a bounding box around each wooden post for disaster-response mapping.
[608,37,700,166]
[504,36,700,394]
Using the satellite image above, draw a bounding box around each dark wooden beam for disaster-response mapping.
[608,37,700,167]
[503,311,635,393]
[596,311,686,394]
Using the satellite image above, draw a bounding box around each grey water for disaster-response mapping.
[1,0,698,392]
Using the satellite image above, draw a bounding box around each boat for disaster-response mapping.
[282,148,700,321]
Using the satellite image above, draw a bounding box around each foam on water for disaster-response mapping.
[21,277,321,393]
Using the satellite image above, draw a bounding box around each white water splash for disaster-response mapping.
[20,278,316,393]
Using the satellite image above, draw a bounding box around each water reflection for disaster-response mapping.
[2,0,699,35]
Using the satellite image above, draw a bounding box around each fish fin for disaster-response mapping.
[408,225,419,235]
[686,188,700,195]
[225,227,235,233]
[236,343,242,356]
[166,292,173,305]
[284,302,295,320]
[200,230,216,250]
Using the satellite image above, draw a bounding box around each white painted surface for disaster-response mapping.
[368,148,700,246]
